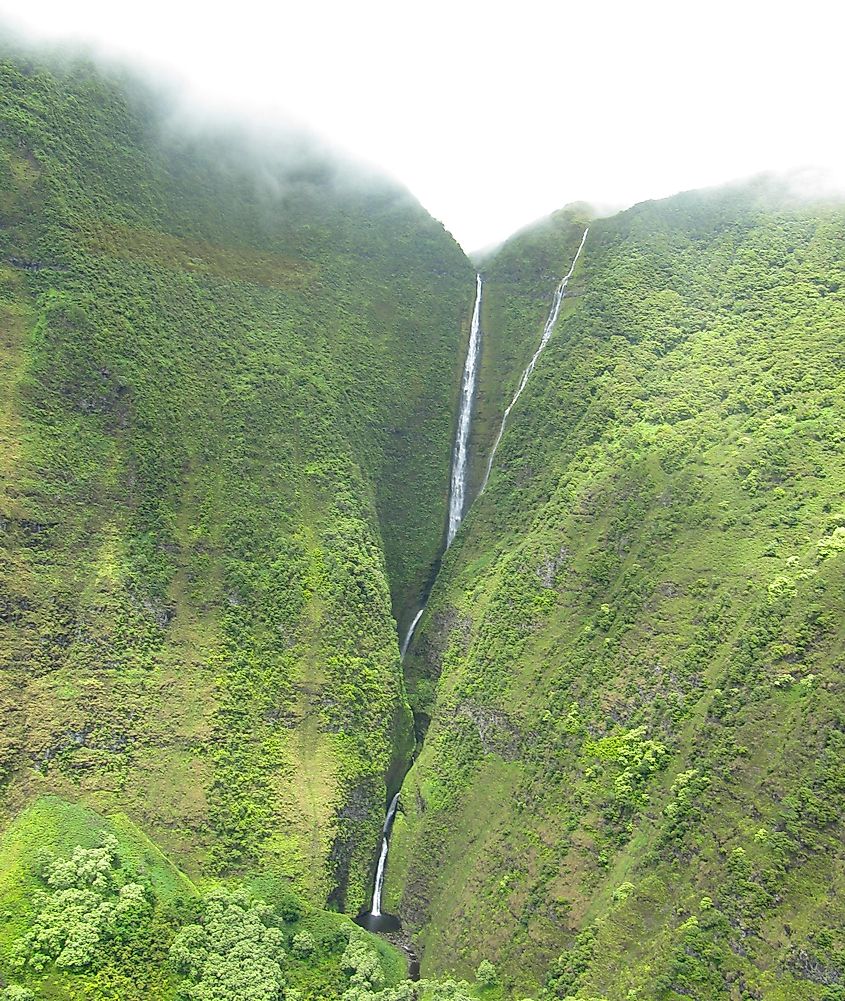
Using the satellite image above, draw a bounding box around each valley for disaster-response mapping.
[0,41,844,1001]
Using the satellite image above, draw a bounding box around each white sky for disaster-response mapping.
[2,0,844,252]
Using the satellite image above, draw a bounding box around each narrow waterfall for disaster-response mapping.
[363,274,484,930]
[362,236,586,947]
[446,273,483,547]
[396,273,483,661]
[371,792,400,917]
[400,608,425,659]
[479,226,589,494]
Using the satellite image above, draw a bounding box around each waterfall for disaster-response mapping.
[371,792,401,917]
[370,278,482,916]
[369,274,483,922]
[400,607,425,659]
[479,226,589,495]
[446,273,483,548]
[366,236,587,933]
[396,274,482,663]
[375,235,586,917]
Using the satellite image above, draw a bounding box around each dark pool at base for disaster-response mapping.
[354,911,401,932]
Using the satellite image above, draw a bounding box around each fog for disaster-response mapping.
[2,0,843,252]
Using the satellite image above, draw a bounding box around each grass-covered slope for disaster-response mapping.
[0,45,474,912]
[0,796,412,1000]
[390,182,845,999]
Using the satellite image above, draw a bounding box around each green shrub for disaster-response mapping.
[475,959,498,987]
[291,929,316,958]
[169,888,286,1001]
[341,929,385,991]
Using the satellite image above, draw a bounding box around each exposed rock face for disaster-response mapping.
[536,544,570,588]
[456,701,522,760]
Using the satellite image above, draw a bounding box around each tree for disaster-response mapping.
[475,959,498,988]
[291,929,316,958]
[169,888,286,1001]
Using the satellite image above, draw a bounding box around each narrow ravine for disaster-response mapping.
[355,275,483,945]
[357,234,586,961]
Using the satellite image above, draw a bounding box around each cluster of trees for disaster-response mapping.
[169,889,287,1001]
[11,836,150,973]
[0,831,512,1001]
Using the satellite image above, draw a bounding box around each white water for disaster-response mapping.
[371,792,401,916]
[400,607,425,659]
[446,274,483,548]
[479,226,589,494]
[395,275,482,665]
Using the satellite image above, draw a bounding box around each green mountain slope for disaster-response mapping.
[0,46,475,913]
[5,39,845,1001]
[0,796,411,1000]
[391,182,845,999]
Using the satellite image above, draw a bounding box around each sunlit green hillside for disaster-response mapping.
[393,183,845,1000]
[0,797,414,1000]
[3,36,845,1001]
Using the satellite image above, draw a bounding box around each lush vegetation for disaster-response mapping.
[0,797,419,1000]
[393,181,845,999]
[0,41,473,921]
[2,35,845,1001]
[0,799,509,1000]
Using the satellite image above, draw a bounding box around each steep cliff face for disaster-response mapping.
[0,49,474,911]
[391,183,845,999]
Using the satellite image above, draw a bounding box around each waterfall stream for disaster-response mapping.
[446,273,483,547]
[397,274,483,661]
[400,608,425,659]
[361,233,586,942]
[360,275,484,933]
[479,226,588,494]
[371,792,400,917]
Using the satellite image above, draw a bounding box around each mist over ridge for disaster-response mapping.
[2,0,845,251]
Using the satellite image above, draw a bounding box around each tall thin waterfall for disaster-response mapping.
[396,274,482,663]
[368,276,484,921]
[479,226,589,495]
[368,238,587,928]
[400,607,425,658]
[371,792,400,917]
[446,274,483,547]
